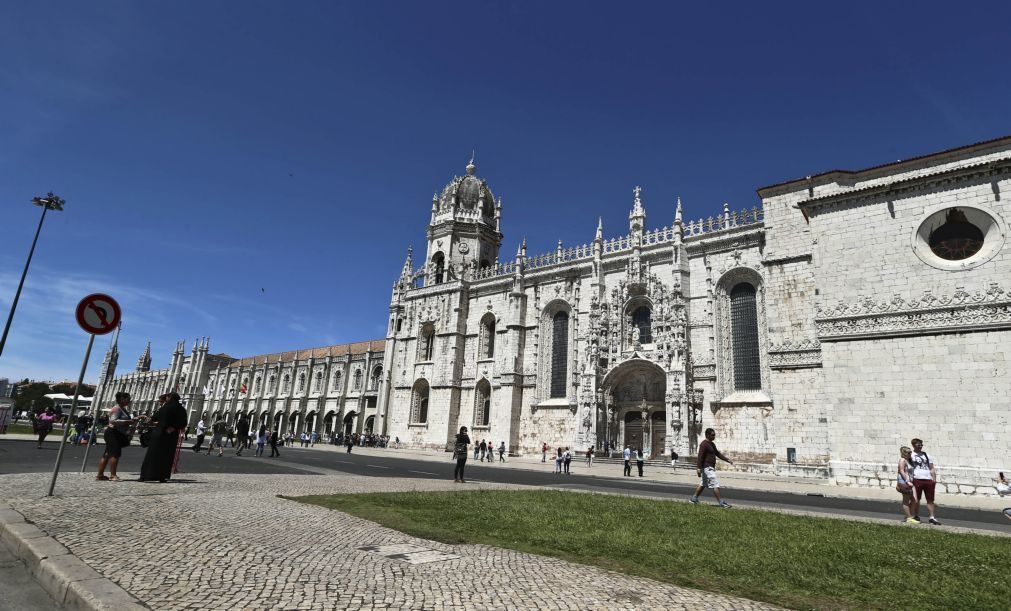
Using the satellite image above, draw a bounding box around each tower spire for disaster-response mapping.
[137,341,152,372]
[595,216,603,241]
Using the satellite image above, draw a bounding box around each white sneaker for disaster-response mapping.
[689,496,699,504]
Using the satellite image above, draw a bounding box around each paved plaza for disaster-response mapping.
[0,470,780,610]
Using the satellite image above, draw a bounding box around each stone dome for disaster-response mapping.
[437,159,496,218]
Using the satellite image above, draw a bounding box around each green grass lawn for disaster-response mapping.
[294,490,1010,611]
[4,423,37,435]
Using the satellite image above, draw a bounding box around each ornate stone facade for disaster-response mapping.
[102,135,1011,493]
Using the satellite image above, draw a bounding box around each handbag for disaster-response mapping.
[896,481,912,494]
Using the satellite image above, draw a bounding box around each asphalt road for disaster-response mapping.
[2,439,1007,534]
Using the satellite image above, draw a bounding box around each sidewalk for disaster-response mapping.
[0,470,778,610]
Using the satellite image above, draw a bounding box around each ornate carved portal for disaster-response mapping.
[600,359,667,459]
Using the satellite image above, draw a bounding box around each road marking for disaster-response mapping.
[366,464,390,469]
[408,470,437,476]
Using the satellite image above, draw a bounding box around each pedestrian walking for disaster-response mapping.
[636,448,644,477]
[563,447,572,474]
[623,445,632,477]
[997,472,1011,522]
[689,427,734,507]
[586,445,594,468]
[34,407,56,448]
[255,426,267,457]
[554,447,563,474]
[897,446,917,523]
[139,393,187,483]
[235,414,250,456]
[453,426,470,483]
[345,434,354,454]
[207,418,226,456]
[95,392,137,482]
[191,415,207,453]
[671,448,679,470]
[909,438,940,525]
[498,441,506,462]
[479,439,487,461]
[226,426,235,448]
[542,442,548,462]
[269,430,280,457]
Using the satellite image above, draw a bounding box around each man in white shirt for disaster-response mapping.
[622,446,632,477]
[909,438,940,525]
[191,416,207,453]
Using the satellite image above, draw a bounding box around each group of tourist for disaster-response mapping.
[91,391,186,483]
[472,439,506,463]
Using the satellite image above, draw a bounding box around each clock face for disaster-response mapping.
[458,242,470,254]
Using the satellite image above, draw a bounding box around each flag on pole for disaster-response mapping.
[240,383,247,394]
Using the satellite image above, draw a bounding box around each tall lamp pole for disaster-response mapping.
[0,192,65,358]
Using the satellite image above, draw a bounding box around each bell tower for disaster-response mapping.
[424,156,503,285]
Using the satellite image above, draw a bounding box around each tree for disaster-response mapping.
[51,383,94,398]
[14,382,55,414]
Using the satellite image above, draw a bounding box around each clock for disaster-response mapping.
[458,242,470,254]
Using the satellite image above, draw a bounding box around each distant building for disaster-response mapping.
[0,378,12,398]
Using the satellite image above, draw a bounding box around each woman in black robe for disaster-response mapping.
[139,393,188,482]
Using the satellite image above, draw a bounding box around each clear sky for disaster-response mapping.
[1,1,1009,382]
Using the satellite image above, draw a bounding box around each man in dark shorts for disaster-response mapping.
[909,438,940,525]
[690,427,734,507]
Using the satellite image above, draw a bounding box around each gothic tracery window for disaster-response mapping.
[419,324,435,361]
[411,379,430,424]
[479,313,495,359]
[550,311,569,398]
[730,283,761,391]
[314,371,322,392]
[298,373,306,392]
[474,379,491,427]
[254,376,261,394]
[370,366,382,391]
[631,306,652,344]
[432,252,445,285]
[353,369,363,391]
[282,374,290,394]
[332,370,342,391]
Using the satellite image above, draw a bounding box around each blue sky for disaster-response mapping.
[1,1,1009,382]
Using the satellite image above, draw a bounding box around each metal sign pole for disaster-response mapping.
[81,324,118,472]
[47,333,95,497]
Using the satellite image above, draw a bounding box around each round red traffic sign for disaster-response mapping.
[75,294,121,335]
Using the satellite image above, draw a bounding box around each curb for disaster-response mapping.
[0,505,147,610]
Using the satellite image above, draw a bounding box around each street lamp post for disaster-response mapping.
[0,192,66,358]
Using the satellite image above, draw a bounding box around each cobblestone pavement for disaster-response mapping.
[0,472,779,610]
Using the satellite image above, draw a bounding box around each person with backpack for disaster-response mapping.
[235,414,250,456]
[207,418,227,457]
[498,441,506,462]
[563,447,572,474]
[909,438,940,525]
[453,426,470,483]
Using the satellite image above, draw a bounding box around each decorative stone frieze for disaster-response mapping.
[768,338,822,369]
[815,283,1011,340]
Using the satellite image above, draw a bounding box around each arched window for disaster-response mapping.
[370,366,382,391]
[474,379,491,427]
[631,306,652,344]
[253,376,261,394]
[411,379,430,423]
[432,252,445,285]
[298,373,306,392]
[396,318,403,333]
[314,371,322,392]
[267,374,275,394]
[353,369,363,391]
[550,311,569,398]
[419,324,435,361]
[332,370,342,391]
[479,314,495,359]
[730,283,761,390]
[282,374,290,394]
